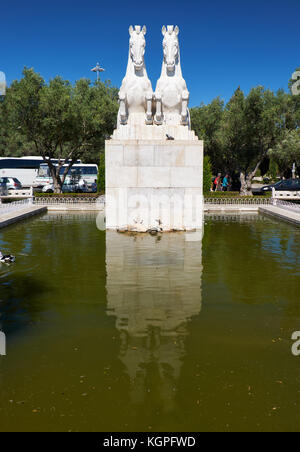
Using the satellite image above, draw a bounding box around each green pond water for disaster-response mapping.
[0,211,300,432]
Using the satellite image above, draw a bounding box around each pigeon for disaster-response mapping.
[166,134,175,141]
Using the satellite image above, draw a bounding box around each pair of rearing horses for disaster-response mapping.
[118,25,190,129]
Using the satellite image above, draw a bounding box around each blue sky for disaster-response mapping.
[1,0,300,106]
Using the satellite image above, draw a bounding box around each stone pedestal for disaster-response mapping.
[105,139,203,232]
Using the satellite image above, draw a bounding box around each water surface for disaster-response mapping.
[0,212,300,432]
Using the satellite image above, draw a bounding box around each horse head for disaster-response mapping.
[162,25,179,73]
[129,25,147,71]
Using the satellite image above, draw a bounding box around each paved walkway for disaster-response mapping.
[46,204,104,211]
[204,205,259,212]
[259,205,300,226]
[0,206,47,229]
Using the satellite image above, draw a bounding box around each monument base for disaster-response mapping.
[105,139,204,232]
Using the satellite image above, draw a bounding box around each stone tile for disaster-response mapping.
[105,144,124,167]
[137,167,171,188]
[154,145,185,167]
[170,167,202,188]
[106,167,138,188]
[185,144,203,167]
[124,145,154,166]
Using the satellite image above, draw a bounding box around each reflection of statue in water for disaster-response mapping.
[106,232,202,412]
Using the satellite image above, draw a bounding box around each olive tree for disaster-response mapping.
[3,68,118,192]
[221,87,283,195]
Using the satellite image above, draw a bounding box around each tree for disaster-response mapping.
[203,156,213,193]
[0,99,33,157]
[191,84,300,194]
[190,98,224,173]
[269,129,300,172]
[267,158,279,181]
[220,87,282,195]
[97,149,105,192]
[3,68,118,192]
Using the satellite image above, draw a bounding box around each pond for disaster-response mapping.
[0,212,300,432]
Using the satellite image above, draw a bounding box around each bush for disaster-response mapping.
[204,191,241,197]
[268,159,279,181]
[203,155,213,193]
[204,191,271,199]
[97,150,105,192]
[34,192,102,198]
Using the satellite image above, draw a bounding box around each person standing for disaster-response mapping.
[214,173,221,191]
[222,174,229,192]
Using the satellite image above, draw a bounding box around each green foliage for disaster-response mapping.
[191,84,299,195]
[267,158,279,180]
[1,68,118,192]
[221,86,280,172]
[204,192,271,198]
[205,191,241,197]
[203,155,212,193]
[97,150,105,192]
[190,97,224,173]
[34,192,102,198]
[269,129,300,168]
[0,95,33,156]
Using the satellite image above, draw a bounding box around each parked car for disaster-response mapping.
[88,182,98,193]
[0,177,22,190]
[42,178,88,194]
[261,178,300,193]
[0,180,7,196]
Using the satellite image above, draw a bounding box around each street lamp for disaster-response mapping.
[91,62,105,82]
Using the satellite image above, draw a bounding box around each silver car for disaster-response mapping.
[42,178,88,193]
[0,177,22,190]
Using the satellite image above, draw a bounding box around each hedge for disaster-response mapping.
[34,192,104,198]
[204,191,272,198]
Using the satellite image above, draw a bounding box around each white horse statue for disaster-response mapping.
[117,25,153,127]
[155,26,190,128]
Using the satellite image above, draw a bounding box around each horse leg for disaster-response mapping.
[145,90,153,125]
[119,91,127,125]
[181,89,189,125]
[154,91,163,125]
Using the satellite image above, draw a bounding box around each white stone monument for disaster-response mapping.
[106,26,203,232]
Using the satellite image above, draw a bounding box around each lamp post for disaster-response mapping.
[91,63,105,82]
